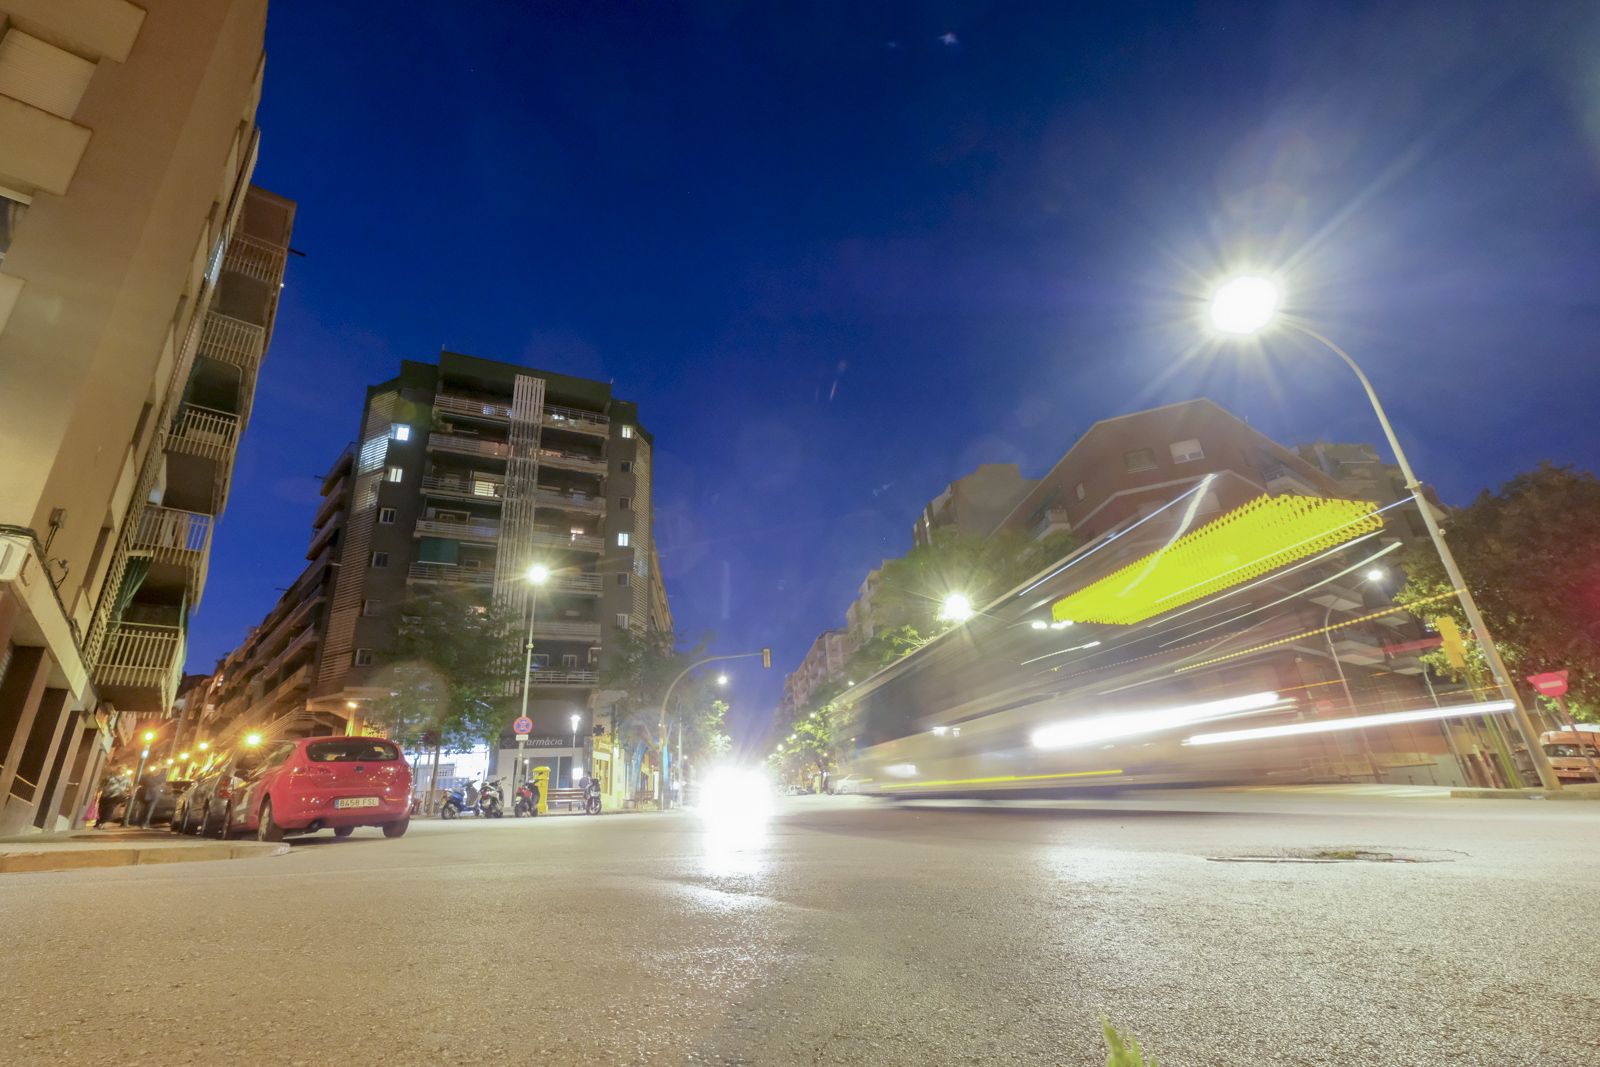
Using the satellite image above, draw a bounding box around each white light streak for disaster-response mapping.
[1184,700,1515,746]
[1031,691,1284,751]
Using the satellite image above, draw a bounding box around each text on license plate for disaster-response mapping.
[335,797,380,809]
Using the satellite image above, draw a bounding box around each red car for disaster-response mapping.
[228,737,412,841]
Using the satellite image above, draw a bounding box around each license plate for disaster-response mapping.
[335,797,380,809]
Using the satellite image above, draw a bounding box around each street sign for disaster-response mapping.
[513,715,533,735]
[1527,671,1569,698]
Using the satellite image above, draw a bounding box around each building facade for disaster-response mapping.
[911,463,1036,547]
[0,0,289,831]
[780,628,850,719]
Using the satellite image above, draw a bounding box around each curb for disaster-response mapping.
[1450,786,1600,801]
[0,840,289,874]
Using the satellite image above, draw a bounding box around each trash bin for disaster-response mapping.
[531,765,550,815]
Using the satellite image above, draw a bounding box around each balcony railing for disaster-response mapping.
[414,517,500,541]
[529,527,602,552]
[408,562,495,586]
[527,670,599,687]
[421,474,505,501]
[534,488,603,513]
[132,505,212,562]
[198,310,267,368]
[535,447,605,474]
[429,432,509,460]
[547,573,603,596]
[543,404,609,435]
[221,231,288,285]
[166,404,239,461]
[529,620,602,640]
[435,393,512,421]
[95,622,185,709]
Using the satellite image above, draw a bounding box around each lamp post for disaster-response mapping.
[1209,275,1560,789]
[515,564,549,795]
[655,649,769,809]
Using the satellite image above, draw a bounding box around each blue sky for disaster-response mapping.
[191,1,1600,736]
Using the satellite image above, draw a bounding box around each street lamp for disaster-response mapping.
[516,562,552,737]
[1207,273,1560,790]
[716,673,729,685]
[244,733,262,747]
[938,592,974,623]
[197,741,210,752]
[1322,566,1388,778]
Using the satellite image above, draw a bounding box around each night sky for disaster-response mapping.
[193,1,1600,738]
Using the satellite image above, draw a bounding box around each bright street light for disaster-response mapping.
[346,700,359,710]
[178,752,189,760]
[570,713,581,732]
[197,741,210,751]
[244,733,262,747]
[526,563,550,585]
[1207,275,1281,335]
[1029,620,1048,630]
[716,673,729,685]
[1365,567,1388,584]
[938,592,974,623]
[143,730,156,743]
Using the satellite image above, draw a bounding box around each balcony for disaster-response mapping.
[245,663,313,722]
[198,309,266,369]
[408,562,494,586]
[1031,506,1072,542]
[421,474,505,503]
[221,231,288,286]
[536,447,605,475]
[414,517,500,542]
[527,670,598,688]
[529,620,602,641]
[547,573,603,596]
[130,506,212,590]
[166,404,239,462]
[1263,464,1324,498]
[529,527,603,553]
[428,432,509,460]
[534,488,604,514]
[311,477,346,528]
[95,622,185,712]
[435,393,512,421]
[543,404,609,436]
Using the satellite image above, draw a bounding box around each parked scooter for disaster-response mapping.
[478,777,506,819]
[438,779,484,820]
[513,779,539,817]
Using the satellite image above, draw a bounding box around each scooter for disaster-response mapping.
[438,782,483,820]
[478,777,506,819]
[513,780,539,817]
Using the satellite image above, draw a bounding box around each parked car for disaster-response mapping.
[227,737,413,841]
[175,756,254,837]
[133,779,193,826]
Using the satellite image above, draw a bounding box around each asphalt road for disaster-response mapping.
[2,789,1597,1066]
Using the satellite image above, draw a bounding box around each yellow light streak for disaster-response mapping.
[877,768,1124,789]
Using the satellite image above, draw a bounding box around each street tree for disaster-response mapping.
[1394,463,1600,717]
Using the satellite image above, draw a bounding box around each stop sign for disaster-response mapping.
[1527,671,1569,698]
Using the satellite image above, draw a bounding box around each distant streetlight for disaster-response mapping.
[516,563,553,734]
[938,592,974,623]
[178,752,189,761]
[197,741,210,752]
[716,673,729,685]
[1365,567,1388,584]
[143,730,156,743]
[244,733,262,747]
[1207,272,1559,790]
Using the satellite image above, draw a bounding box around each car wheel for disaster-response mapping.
[200,805,218,838]
[334,826,354,839]
[382,818,409,839]
[168,806,184,833]
[257,797,285,843]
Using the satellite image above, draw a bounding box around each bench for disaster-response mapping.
[543,787,598,814]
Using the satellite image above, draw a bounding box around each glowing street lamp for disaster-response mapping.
[244,733,262,747]
[716,673,729,685]
[142,730,156,743]
[1206,272,1559,790]
[938,592,974,624]
[197,741,210,752]
[516,562,553,733]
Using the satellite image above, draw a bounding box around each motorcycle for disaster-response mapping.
[513,780,539,817]
[478,777,506,819]
[438,781,484,820]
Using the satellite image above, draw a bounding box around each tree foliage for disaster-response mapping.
[1394,463,1600,717]
[366,592,520,750]
[597,628,727,761]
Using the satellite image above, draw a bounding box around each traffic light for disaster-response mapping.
[761,647,771,669]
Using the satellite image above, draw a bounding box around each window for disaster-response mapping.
[1170,438,1204,463]
[1074,482,1086,501]
[616,614,631,629]
[617,532,630,547]
[1123,448,1157,473]
[619,461,632,474]
[378,507,397,524]
[386,465,404,483]
[619,496,631,510]
[362,600,378,617]
[616,573,629,587]
[306,740,399,762]
[562,654,579,670]
[371,552,389,568]
[353,649,374,667]
[531,653,551,670]
[390,423,412,442]
[620,425,634,439]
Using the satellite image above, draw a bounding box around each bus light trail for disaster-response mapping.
[1183,700,1515,746]
[1030,690,1287,750]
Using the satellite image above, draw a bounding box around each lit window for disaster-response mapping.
[390,424,412,442]
[378,507,397,524]
[1124,448,1157,473]
[386,466,404,483]
[620,425,634,439]
[1074,483,1086,501]
[1170,438,1204,463]
[353,649,374,667]
[617,532,630,547]
[616,614,631,629]
[619,496,631,510]
[371,552,389,568]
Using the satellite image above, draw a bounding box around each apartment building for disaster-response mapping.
[995,398,1341,543]
[911,463,1036,547]
[306,352,667,786]
[780,628,850,718]
[0,0,289,831]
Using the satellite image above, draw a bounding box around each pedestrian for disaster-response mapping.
[135,768,163,829]
[95,770,129,829]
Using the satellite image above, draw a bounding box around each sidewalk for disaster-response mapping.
[0,826,288,875]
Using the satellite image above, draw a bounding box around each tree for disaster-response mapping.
[874,527,1077,640]
[366,592,520,750]
[1394,463,1600,717]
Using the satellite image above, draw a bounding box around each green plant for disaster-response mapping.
[1103,1019,1157,1067]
